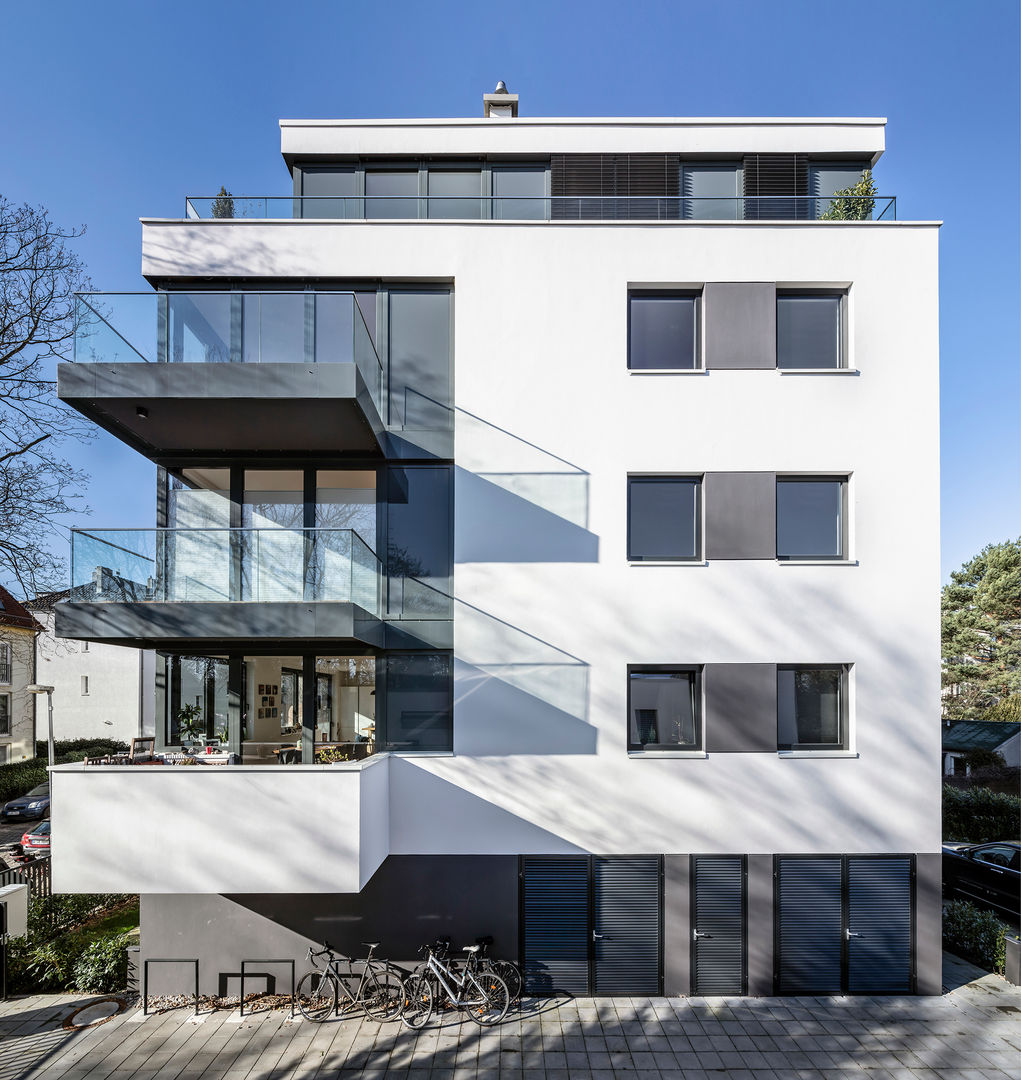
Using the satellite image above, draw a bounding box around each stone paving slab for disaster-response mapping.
[0,956,1018,1080]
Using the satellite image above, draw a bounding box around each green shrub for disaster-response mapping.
[943,899,1010,974]
[71,933,131,993]
[943,784,1021,843]
[0,758,49,804]
[37,738,128,759]
[0,740,132,804]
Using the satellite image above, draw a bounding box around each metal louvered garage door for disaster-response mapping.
[593,856,662,995]
[521,856,589,995]
[521,856,663,995]
[847,856,914,994]
[692,856,746,995]
[776,857,844,994]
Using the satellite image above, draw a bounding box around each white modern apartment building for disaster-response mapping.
[51,89,942,998]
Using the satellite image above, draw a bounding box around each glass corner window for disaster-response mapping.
[777,665,848,750]
[628,292,700,370]
[627,475,702,561]
[628,666,702,751]
[776,477,847,560]
[777,293,844,369]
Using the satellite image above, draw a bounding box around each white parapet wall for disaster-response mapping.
[50,755,390,894]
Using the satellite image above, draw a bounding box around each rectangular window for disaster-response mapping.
[627,476,702,561]
[382,652,452,752]
[81,641,89,653]
[0,694,10,736]
[628,666,702,751]
[681,164,742,219]
[777,294,844,369]
[365,171,418,218]
[0,642,10,684]
[299,166,358,219]
[777,665,848,750]
[776,477,847,560]
[492,165,547,219]
[628,293,700,370]
[428,170,482,219]
[81,675,89,696]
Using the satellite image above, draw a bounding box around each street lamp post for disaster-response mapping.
[26,685,55,767]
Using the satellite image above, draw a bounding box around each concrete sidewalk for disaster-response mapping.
[1,955,1018,1080]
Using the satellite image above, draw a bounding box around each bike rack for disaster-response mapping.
[240,958,296,1018]
[142,958,200,1016]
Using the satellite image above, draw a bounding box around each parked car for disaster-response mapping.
[20,820,50,855]
[943,841,1021,920]
[1,783,50,823]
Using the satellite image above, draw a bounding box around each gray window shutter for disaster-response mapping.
[551,154,679,219]
[703,283,777,369]
[704,663,777,753]
[704,472,777,560]
[743,154,810,219]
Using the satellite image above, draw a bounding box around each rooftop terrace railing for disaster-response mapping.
[69,528,381,615]
[185,194,896,221]
[73,291,382,411]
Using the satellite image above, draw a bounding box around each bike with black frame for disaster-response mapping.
[401,939,510,1029]
[295,941,404,1022]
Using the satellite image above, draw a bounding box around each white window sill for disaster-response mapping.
[628,368,707,376]
[629,560,708,568]
[777,559,858,567]
[778,368,859,375]
[778,750,859,759]
[628,750,708,759]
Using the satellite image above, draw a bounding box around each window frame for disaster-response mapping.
[0,642,10,684]
[775,475,849,562]
[0,692,10,736]
[776,289,848,371]
[627,474,704,563]
[777,663,850,752]
[627,290,702,371]
[627,664,704,753]
[81,675,90,696]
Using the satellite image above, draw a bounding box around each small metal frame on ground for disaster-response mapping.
[240,958,296,1017]
[142,958,200,1016]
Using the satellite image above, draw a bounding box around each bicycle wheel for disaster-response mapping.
[362,967,404,1021]
[464,970,509,1026]
[296,971,337,1022]
[487,959,522,1002]
[400,972,433,1030]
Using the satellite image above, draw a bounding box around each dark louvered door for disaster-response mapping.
[691,856,746,995]
[847,856,914,994]
[521,856,589,995]
[776,857,844,994]
[593,856,662,994]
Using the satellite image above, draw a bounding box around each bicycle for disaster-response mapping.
[428,936,523,1003]
[401,941,510,1029]
[295,941,404,1022]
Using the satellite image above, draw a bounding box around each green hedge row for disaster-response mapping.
[943,784,1021,843]
[0,741,129,804]
[943,899,1011,974]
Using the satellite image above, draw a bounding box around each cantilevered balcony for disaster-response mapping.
[58,292,384,456]
[55,527,383,649]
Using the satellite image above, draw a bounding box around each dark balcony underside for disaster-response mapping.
[57,363,384,456]
[55,601,384,650]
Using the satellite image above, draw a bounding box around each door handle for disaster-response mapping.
[846,930,864,939]
[692,929,712,940]
[592,932,604,940]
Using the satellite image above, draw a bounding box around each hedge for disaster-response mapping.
[943,899,1011,974]
[0,741,130,804]
[943,784,1021,843]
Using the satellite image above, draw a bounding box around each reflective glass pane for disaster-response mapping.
[629,670,699,749]
[162,655,229,745]
[243,655,303,764]
[428,170,482,218]
[682,165,741,219]
[300,167,358,219]
[386,466,452,617]
[365,171,418,218]
[629,295,698,369]
[493,167,546,219]
[777,296,842,369]
[628,477,701,560]
[383,653,452,751]
[316,470,376,542]
[168,468,231,529]
[388,291,451,429]
[168,294,231,363]
[243,470,304,528]
[313,656,376,760]
[776,480,844,558]
[778,667,843,749]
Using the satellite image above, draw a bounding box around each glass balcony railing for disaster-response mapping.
[73,291,382,411]
[69,528,381,615]
[184,194,896,221]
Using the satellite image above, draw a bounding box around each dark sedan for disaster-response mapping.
[0,783,50,823]
[943,841,1020,921]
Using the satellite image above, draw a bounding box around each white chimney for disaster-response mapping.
[483,81,519,118]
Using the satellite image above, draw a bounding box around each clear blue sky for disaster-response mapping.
[1,0,1017,585]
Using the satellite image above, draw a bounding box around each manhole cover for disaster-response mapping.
[63,997,127,1031]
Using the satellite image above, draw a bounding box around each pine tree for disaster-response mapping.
[211,186,235,219]
[941,539,1021,721]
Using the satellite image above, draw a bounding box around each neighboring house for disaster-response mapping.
[943,720,1021,775]
[49,90,943,998]
[0,587,43,763]
[26,592,156,746]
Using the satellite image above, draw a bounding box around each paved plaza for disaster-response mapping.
[1,955,1018,1080]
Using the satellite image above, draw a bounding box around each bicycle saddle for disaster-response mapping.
[361,941,380,949]
[462,944,481,953]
